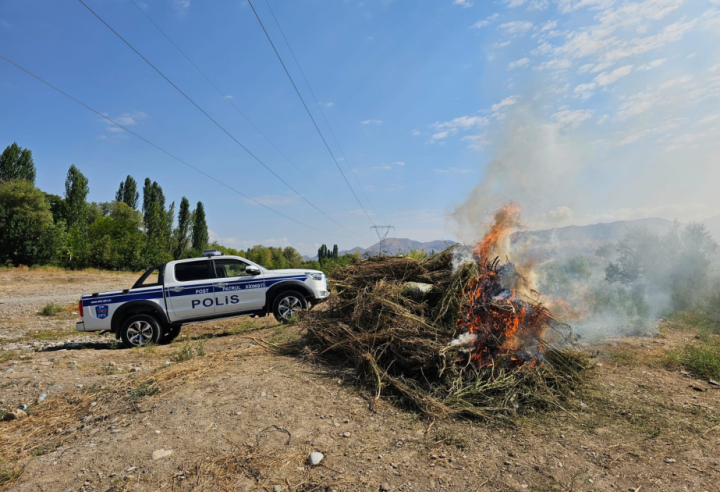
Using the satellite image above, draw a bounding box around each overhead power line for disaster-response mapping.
[127,0,351,215]
[261,0,379,219]
[77,0,361,237]
[0,54,343,238]
[246,0,376,228]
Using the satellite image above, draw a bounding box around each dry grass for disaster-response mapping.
[0,341,264,468]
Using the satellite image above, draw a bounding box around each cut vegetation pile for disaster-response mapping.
[301,212,589,420]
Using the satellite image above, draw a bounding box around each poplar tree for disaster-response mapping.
[173,197,192,259]
[115,175,139,210]
[191,201,209,250]
[64,164,89,229]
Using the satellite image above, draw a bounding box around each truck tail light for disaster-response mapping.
[78,300,84,318]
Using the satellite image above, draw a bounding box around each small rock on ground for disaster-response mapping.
[152,449,173,460]
[309,451,324,466]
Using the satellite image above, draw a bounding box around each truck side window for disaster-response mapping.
[175,260,212,282]
[214,259,248,278]
[133,265,165,289]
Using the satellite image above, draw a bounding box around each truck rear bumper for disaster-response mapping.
[76,321,86,332]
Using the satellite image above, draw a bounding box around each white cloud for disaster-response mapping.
[557,0,613,13]
[709,62,720,73]
[542,20,558,31]
[638,58,667,71]
[532,41,553,55]
[114,111,148,126]
[433,115,489,131]
[536,59,572,71]
[453,0,473,8]
[472,13,499,29]
[429,115,489,142]
[594,64,633,86]
[603,18,696,62]
[615,75,693,120]
[574,82,597,99]
[411,129,421,136]
[171,0,190,15]
[462,133,489,150]
[529,0,550,10]
[499,21,534,34]
[552,109,593,129]
[494,40,512,48]
[394,161,406,166]
[371,165,392,171]
[503,0,527,7]
[224,95,234,100]
[508,57,531,69]
[360,119,383,125]
[490,95,520,112]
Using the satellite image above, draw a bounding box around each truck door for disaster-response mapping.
[212,258,266,314]
[165,260,216,320]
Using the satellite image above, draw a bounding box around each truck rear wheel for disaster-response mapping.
[119,314,162,348]
[272,290,307,323]
[160,325,182,345]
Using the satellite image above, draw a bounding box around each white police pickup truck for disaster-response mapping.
[76,251,329,348]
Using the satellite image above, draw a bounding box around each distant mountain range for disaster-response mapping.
[512,217,676,260]
[305,216,720,262]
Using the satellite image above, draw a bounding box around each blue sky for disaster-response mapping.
[1,0,718,254]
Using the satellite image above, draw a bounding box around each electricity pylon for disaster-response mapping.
[371,225,395,256]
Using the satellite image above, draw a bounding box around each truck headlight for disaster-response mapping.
[305,272,323,281]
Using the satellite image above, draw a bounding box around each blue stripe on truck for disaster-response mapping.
[83,290,164,306]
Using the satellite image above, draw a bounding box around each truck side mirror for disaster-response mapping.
[246,266,261,276]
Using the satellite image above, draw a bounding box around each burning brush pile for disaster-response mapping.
[300,207,587,420]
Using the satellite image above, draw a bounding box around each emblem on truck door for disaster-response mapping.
[96,305,108,319]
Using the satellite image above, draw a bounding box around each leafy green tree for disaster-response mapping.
[0,142,36,184]
[64,164,89,229]
[43,192,65,224]
[283,246,303,268]
[115,175,139,210]
[87,201,145,270]
[173,197,192,259]
[192,201,209,251]
[0,180,64,265]
[332,244,339,259]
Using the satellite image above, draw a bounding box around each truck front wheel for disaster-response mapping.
[119,314,162,348]
[272,290,307,323]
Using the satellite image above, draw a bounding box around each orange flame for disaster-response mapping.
[458,204,553,369]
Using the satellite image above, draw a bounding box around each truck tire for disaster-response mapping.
[272,290,308,323]
[119,314,162,348]
[160,325,182,345]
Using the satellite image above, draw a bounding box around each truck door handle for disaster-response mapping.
[171,287,184,293]
[216,283,228,287]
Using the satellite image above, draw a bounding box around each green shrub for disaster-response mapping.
[39,302,63,316]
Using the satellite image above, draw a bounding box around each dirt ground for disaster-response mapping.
[1,268,719,492]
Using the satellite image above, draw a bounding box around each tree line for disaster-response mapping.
[0,141,360,275]
[0,142,209,270]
